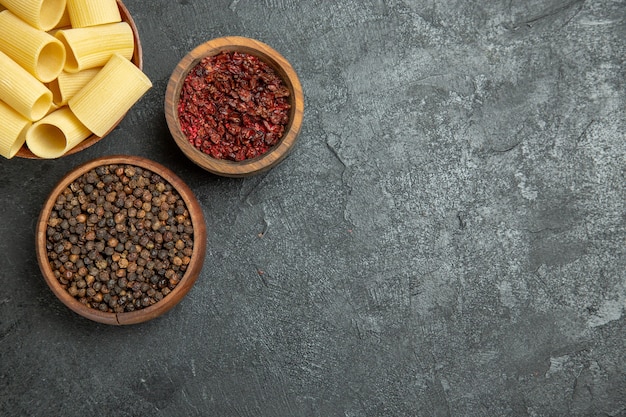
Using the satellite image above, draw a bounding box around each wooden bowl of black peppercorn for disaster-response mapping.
[35,155,206,325]
[164,36,304,177]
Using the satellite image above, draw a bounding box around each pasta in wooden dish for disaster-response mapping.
[0,10,66,83]
[0,50,53,121]
[48,68,99,106]
[25,106,91,158]
[66,0,121,28]
[55,22,133,73]
[1,0,147,159]
[0,101,31,159]
[0,0,67,31]
[68,53,151,137]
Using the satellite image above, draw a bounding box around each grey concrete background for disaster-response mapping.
[1,0,624,416]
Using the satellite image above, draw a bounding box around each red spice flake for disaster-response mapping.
[177,51,291,162]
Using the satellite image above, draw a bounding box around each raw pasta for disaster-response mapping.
[0,100,31,159]
[0,50,52,121]
[48,68,99,106]
[69,53,151,137]
[55,22,133,73]
[53,5,71,29]
[25,106,91,158]
[67,0,121,28]
[45,102,60,116]
[0,0,66,31]
[1,0,151,158]
[0,10,66,83]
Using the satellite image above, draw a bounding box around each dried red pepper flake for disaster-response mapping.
[177,51,291,162]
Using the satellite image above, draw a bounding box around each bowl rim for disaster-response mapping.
[15,0,143,159]
[35,155,207,325]
[164,36,304,177]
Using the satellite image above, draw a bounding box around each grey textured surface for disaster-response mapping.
[1,0,625,416]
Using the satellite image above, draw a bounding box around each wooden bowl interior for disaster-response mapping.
[15,0,143,159]
[165,36,304,177]
[35,155,206,325]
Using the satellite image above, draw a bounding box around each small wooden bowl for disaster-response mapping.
[35,155,207,325]
[15,0,143,159]
[164,36,304,177]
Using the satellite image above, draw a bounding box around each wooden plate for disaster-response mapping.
[35,155,206,325]
[164,36,304,177]
[15,0,143,159]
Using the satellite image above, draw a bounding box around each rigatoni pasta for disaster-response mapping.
[53,5,71,29]
[25,106,91,158]
[48,68,99,106]
[45,102,60,116]
[69,53,151,137]
[0,100,31,159]
[55,22,133,73]
[0,0,66,31]
[0,0,151,159]
[0,50,52,121]
[0,10,66,83]
[67,0,121,28]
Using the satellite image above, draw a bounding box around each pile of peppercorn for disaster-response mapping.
[44,164,194,313]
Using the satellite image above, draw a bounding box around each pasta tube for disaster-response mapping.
[45,102,60,116]
[69,53,151,137]
[53,5,71,29]
[55,22,133,73]
[0,51,52,121]
[25,107,91,158]
[0,0,66,31]
[0,100,31,159]
[0,10,66,83]
[48,68,99,106]
[67,0,121,28]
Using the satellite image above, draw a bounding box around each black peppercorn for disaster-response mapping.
[45,164,194,313]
